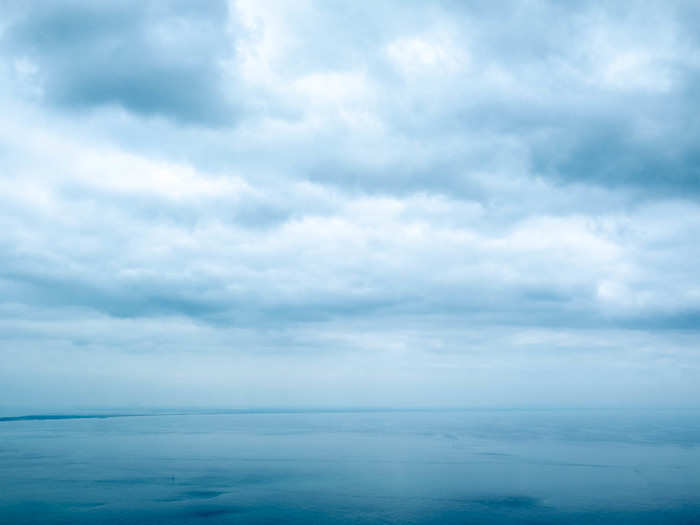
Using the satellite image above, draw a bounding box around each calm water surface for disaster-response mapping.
[1,409,699,524]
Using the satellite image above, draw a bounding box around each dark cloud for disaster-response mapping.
[3,0,235,124]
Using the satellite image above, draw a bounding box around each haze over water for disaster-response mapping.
[2,409,700,524]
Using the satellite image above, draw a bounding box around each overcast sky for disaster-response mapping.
[1,0,699,409]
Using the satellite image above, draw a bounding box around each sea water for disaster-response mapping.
[1,409,699,524]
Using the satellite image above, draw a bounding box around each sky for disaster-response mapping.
[1,0,699,409]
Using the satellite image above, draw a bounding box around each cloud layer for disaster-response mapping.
[1,0,699,408]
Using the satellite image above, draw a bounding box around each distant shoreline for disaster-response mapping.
[2,406,699,423]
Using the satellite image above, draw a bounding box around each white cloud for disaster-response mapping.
[1,0,700,408]
[386,33,468,76]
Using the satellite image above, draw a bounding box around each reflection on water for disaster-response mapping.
[1,409,699,524]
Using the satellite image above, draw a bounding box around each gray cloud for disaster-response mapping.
[3,0,235,124]
[0,0,699,408]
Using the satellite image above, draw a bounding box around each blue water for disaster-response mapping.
[1,409,699,524]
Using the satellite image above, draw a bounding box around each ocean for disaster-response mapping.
[1,409,699,524]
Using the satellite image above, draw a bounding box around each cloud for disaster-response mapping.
[2,0,236,124]
[0,1,699,408]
